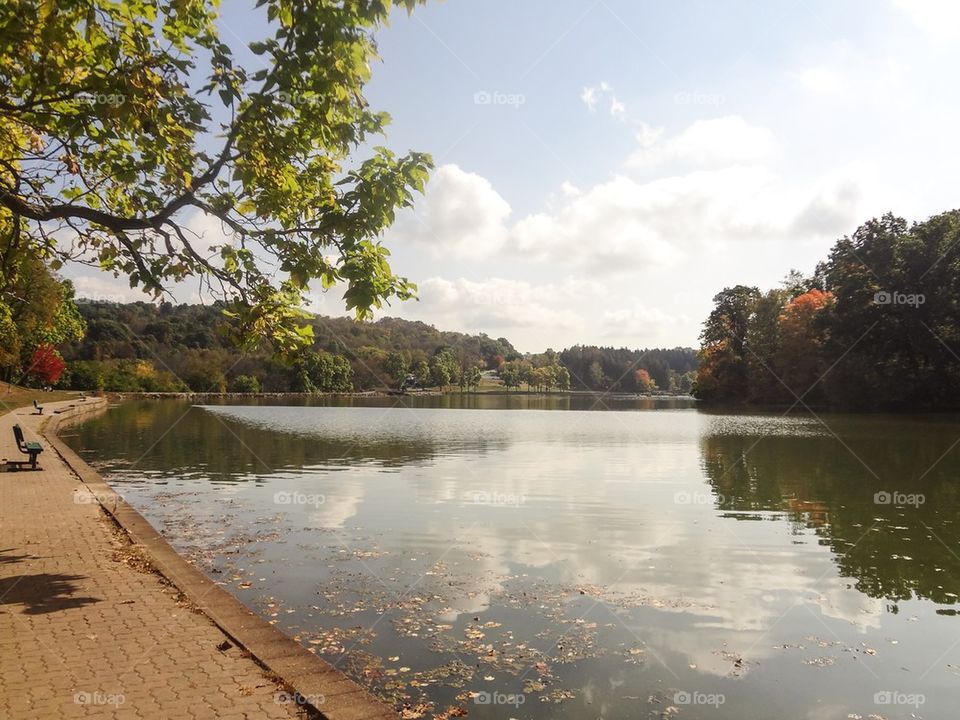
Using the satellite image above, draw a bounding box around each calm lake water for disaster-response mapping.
[61,397,960,719]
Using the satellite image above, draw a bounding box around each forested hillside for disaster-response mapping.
[61,302,519,393]
[56,301,697,394]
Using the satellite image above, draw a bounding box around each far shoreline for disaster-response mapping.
[98,389,698,402]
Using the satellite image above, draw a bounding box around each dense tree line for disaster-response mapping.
[558,346,697,394]
[59,301,519,393]
[695,210,960,410]
[498,359,571,392]
[52,300,699,395]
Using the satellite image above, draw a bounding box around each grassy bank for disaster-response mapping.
[0,382,83,412]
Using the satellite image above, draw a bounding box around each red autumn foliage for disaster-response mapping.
[634,368,656,391]
[28,343,66,384]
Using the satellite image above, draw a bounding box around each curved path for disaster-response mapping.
[0,399,394,720]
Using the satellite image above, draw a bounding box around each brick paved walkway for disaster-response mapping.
[0,400,302,719]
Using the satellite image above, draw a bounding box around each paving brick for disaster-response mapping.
[0,401,300,720]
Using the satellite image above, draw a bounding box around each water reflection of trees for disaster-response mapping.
[700,422,960,605]
[68,397,693,483]
[66,402,468,480]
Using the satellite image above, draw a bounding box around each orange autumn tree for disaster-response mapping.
[775,289,833,400]
[634,368,657,393]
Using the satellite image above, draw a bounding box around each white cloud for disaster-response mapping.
[792,178,862,237]
[394,117,792,274]
[628,115,777,169]
[513,173,693,271]
[396,276,596,337]
[183,209,235,255]
[581,81,627,120]
[580,85,599,111]
[399,113,858,277]
[791,42,905,102]
[391,164,510,259]
[511,164,857,275]
[892,0,960,39]
[609,96,626,119]
[797,65,844,94]
[601,304,683,342]
[71,273,148,304]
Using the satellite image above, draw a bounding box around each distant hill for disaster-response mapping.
[59,301,696,394]
[61,301,520,392]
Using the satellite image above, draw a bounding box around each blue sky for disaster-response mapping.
[70,0,960,352]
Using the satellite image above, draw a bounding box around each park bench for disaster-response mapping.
[33,399,43,414]
[10,424,43,470]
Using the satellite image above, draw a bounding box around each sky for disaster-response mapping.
[67,0,960,353]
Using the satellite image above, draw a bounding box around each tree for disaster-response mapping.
[412,359,430,387]
[466,365,482,391]
[0,0,432,352]
[384,350,409,389]
[554,365,570,391]
[0,236,85,380]
[587,360,606,390]
[744,288,788,403]
[68,361,106,391]
[293,350,353,393]
[229,374,261,393]
[775,289,832,400]
[696,285,760,402]
[676,371,696,394]
[634,368,657,393]
[498,359,531,390]
[817,212,959,409]
[697,210,960,410]
[25,343,65,385]
[0,301,19,368]
[428,362,450,391]
[429,346,459,390]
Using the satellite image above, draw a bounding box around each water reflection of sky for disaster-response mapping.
[64,402,960,719]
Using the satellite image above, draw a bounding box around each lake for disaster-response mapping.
[60,397,960,719]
